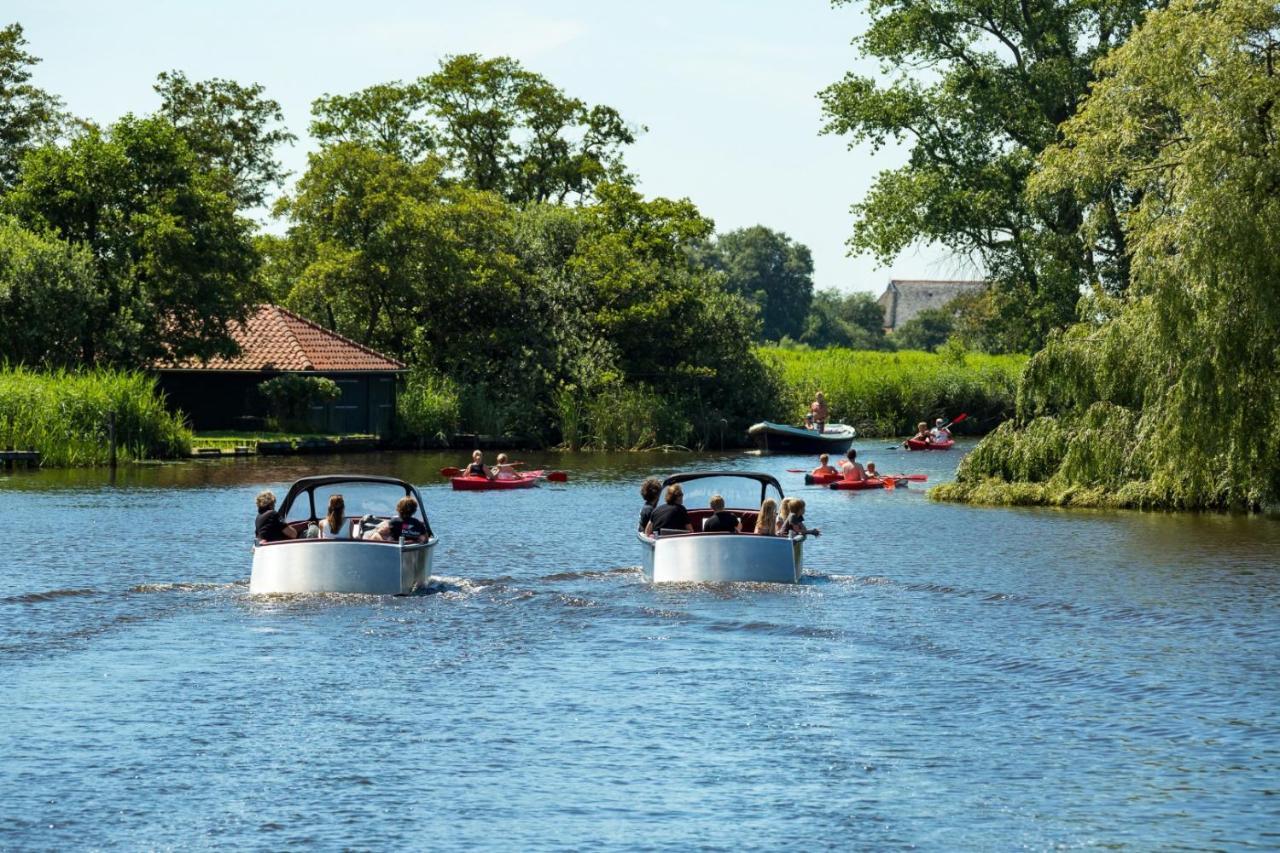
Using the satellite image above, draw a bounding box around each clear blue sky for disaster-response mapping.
[9,0,967,294]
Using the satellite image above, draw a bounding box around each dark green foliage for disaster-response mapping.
[4,114,258,366]
[891,307,954,352]
[820,0,1157,352]
[697,225,813,342]
[257,374,340,432]
[0,23,62,191]
[154,70,296,209]
[796,289,888,349]
[0,217,99,365]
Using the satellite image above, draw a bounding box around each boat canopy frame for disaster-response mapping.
[660,471,785,506]
[276,474,431,535]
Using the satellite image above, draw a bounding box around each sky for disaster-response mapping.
[9,0,969,294]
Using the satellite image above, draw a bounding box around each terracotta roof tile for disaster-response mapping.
[159,305,405,372]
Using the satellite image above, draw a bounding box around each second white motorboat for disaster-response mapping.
[636,471,807,584]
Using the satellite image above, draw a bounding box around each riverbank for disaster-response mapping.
[762,347,1026,437]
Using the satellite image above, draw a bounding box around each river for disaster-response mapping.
[1,444,1277,849]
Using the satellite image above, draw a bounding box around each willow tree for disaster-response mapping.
[937,0,1280,510]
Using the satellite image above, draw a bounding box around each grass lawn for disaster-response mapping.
[191,431,376,449]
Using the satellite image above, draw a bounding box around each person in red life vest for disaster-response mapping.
[905,421,932,447]
[810,391,830,433]
[811,453,839,477]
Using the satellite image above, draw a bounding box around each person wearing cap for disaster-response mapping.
[931,417,951,442]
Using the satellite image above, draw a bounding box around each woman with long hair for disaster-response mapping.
[754,498,778,536]
[319,494,346,539]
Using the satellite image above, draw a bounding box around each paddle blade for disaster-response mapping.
[881,476,897,489]
[546,471,568,482]
[439,466,462,478]
[951,413,968,426]
[785,468,807,473]
[897,474,928,481]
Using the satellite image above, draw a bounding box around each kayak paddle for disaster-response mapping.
[890,413,970,448]
[439,466,463,477]
[546,471,569,482]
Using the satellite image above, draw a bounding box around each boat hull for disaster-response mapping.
[748,421,855,454]
[905,438,954,451]
[450,471,542,490]
[637,531,803,584]
[250,538,436,595]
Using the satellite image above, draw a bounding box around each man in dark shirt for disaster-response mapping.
[645,484,693,535]
[701,494,740,533]
[637,477,662,532]
[255,490,297,542]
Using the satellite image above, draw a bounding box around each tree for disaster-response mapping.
[892,307,954,351]
[943,0,1280,510]
[0,23,63,190]
[0,216,99,365]
[700,225,814,341]
[5,115,258,365]
[799,289,889,349]
[820,0,1158,352]
[154,70,296,210]
[309,56,639,204]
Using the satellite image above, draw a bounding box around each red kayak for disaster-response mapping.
[829,477,896,491]
[905,438,954,451]
[803,470,843,485]
[450,470,543,491]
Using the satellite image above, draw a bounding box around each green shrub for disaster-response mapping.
[0,366,191,466]
[398,370,460,442]
[257,375,340,432]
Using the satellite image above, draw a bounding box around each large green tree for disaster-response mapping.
[799,289,888,349]
[309,55,638,204]
[699,225,813,341]
[5,115,258,365]
[0,23,62,190]
[939,0,1280,511]
[820,0,1158,352]
[154,70,295,210]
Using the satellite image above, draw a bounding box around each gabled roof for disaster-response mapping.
[159,304,406,372]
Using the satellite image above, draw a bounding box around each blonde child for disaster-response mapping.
[755,498,778,536]
[493,453,519,480]
[780,498,820,538]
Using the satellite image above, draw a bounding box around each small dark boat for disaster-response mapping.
[747,421,856,454]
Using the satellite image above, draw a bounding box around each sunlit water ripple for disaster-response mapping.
[1,445,1277,849]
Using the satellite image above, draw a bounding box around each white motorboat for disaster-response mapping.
[637,471,806,584]
[250,475,438,595]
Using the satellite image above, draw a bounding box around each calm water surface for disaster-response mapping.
[1,444,1277,850]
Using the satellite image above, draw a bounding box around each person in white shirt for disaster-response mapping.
[319,494,348,538]
[931,417,951,442]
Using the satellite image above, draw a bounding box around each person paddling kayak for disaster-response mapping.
[462,450,493,479]
[811,453,839,477]
[931,417,951,442]
[493,453,520,481]
[905,421,932,447]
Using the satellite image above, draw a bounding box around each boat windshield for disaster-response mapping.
[302,482,422,522]
[672,476,780,511]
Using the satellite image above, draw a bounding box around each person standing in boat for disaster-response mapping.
[255,490,297,543]
[369,496,429,543]
[645,484,692,536]
[638,477,662,532]
[810,391,829,433]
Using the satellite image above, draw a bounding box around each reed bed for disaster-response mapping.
[0,367,191,466]
[762,348,1027,437]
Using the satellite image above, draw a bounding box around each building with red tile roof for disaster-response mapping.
[154,305,405,434]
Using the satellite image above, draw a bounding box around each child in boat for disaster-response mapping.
[908,421,932,445]
[931,418,951,442]
[811,453,839,477]
[775,498,794,535]
[702,494,740,533]
[318,494,347,538]
[780,498,820,538]
[493,453,520,480]
[464,450,492,479]
[839,448,866,481]
[865,462,878,479]
[755,498,779,536]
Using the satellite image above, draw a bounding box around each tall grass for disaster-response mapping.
[0,366,191,466]
[762,347,1027,437]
